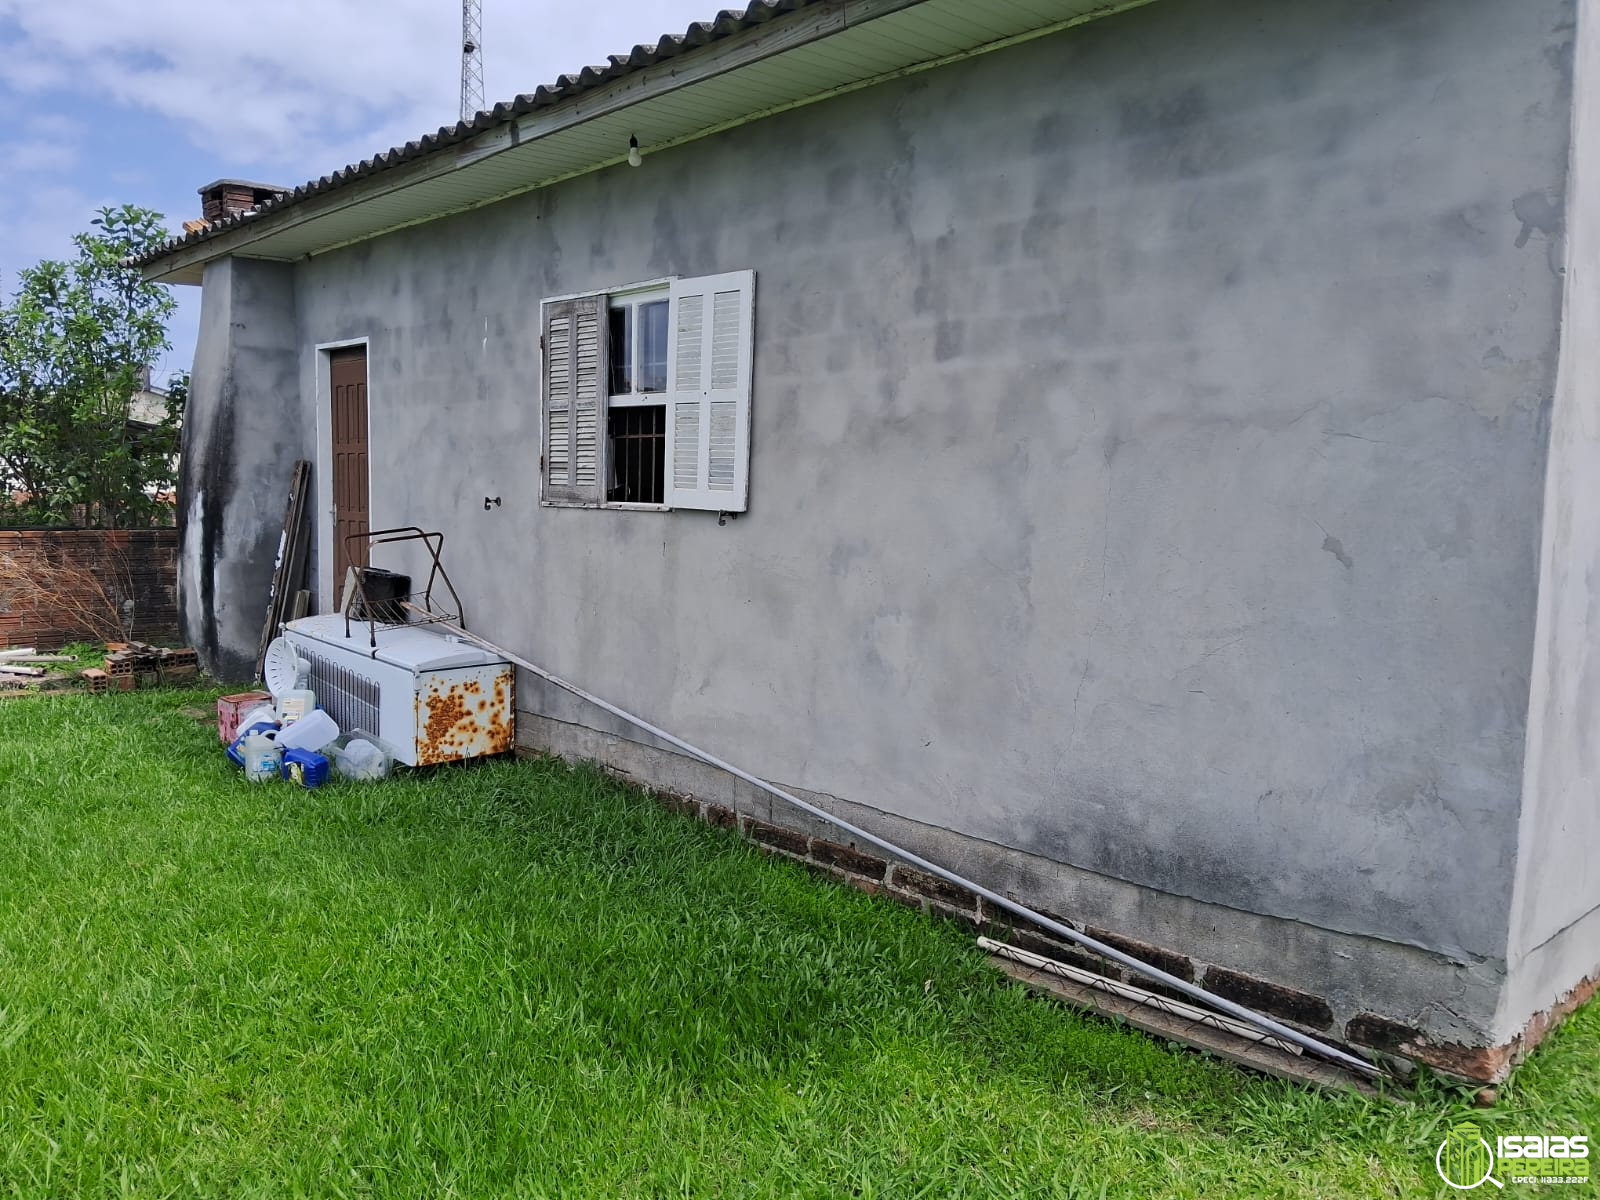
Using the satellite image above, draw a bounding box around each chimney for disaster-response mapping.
[197,178,288,223]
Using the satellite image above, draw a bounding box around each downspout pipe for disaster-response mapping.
[414,607,1384,1081]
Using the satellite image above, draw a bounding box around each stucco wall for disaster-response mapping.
[208,0,1580,1039]
[1505,0,1600,1042]
[179,258,300,681]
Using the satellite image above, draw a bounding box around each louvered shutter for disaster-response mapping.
[665,270,754,511]
[541,293,605,506]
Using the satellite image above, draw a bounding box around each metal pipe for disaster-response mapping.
[411,604,1384,1081]
[979,936,1299,1052]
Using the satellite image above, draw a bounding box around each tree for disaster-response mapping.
[0,205,187,528]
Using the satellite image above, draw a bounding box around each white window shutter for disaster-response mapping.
[541,294,605,506]
[665,270,754,512]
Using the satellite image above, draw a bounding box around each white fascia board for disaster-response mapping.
[142,0,1155,283]
[141,0,926,283]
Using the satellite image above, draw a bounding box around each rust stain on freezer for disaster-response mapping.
[414,667,515,765]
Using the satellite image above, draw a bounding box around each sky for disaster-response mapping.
[0,0,720,384]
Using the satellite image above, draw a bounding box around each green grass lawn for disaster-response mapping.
[0,689,1595,1198]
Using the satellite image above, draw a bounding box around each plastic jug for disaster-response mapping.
[276,688,317,725]
[239,703,278,730]
[227,719,281,767]
[280,749,330,788]
[330,733,392,781]
[242,730,283,782]
[276,708,339,753]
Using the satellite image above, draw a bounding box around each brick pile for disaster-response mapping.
[158,647,199,685]
[93,642,200,692]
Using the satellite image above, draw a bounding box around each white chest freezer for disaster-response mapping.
[283,614,514,766]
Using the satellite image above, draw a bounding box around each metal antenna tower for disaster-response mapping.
[460,0,485,123]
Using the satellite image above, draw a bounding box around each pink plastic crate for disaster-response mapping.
[217,691,271,744]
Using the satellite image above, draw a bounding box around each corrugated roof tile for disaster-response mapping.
[136,0,821,267]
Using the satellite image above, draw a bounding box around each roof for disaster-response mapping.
[196,178,291,196]
[138,0,1150,283]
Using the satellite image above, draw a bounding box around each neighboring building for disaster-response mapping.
[137,0,1599,1082]
[129,368,181,513]
[128,367,173,429]
[3,368,180,518]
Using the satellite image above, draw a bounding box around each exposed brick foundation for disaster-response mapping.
[891,864,981,911]
[1086,926,1196,984]
[561,761,1587,1088]
[809,839,888,881]
[1344,1012,1421,1056]
[742,817,810,856]
[996,921,1125,980]
[1344,1013,1512,1081]
[1202,964,1335,1031]
[638,778,1355,1038]
[1345,969,1600,1084]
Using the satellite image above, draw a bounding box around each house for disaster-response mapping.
[128,367,173,429]
[137,0,1599,1083]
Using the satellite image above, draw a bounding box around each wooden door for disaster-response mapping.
[330,347,370,590]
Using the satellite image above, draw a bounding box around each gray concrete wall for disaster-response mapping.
[272,0,1578,1039]
[1504,0,1600,1042]
[178,257,300,681]
[519,707,1510,1049]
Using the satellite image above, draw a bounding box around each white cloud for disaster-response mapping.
[6,139,77,173]
[0,182,98,284]
[0,0,726,179]
[0,0,723,380]
[0,112,84,178]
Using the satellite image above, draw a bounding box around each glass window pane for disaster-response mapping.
[608,305,632,394]
[638,299,668,393]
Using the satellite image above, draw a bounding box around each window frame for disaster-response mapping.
[541,276,674,512]
[539,270,753,514]
[603,285,670,507]
[605,287,670,410]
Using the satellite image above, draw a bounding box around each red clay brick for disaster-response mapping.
[1202,965,1333,1030]
[809,839,888,881]
[741,817,810,856]
[890,865,978,911]
[0,529,177,649]
[1084,927,1195,983]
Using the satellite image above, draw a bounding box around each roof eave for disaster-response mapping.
[141,0,1155,284]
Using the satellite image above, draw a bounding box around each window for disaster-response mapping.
[605,291,669,504]
[540,271,754,513]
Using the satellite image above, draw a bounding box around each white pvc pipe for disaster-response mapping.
[980,936,1298,1052]
[410,604,1383,1081]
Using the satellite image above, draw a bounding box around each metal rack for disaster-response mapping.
[341,527,466,647]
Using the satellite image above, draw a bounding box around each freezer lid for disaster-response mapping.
[284,614,507,672]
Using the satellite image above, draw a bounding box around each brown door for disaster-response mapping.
[330,347,370,591]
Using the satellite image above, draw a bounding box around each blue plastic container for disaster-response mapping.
[227,720,280,767]
[280,748,331,788]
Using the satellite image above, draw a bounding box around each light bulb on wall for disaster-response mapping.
[627,135,642,168]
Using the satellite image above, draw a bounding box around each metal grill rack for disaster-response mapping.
[342,527,466,648]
